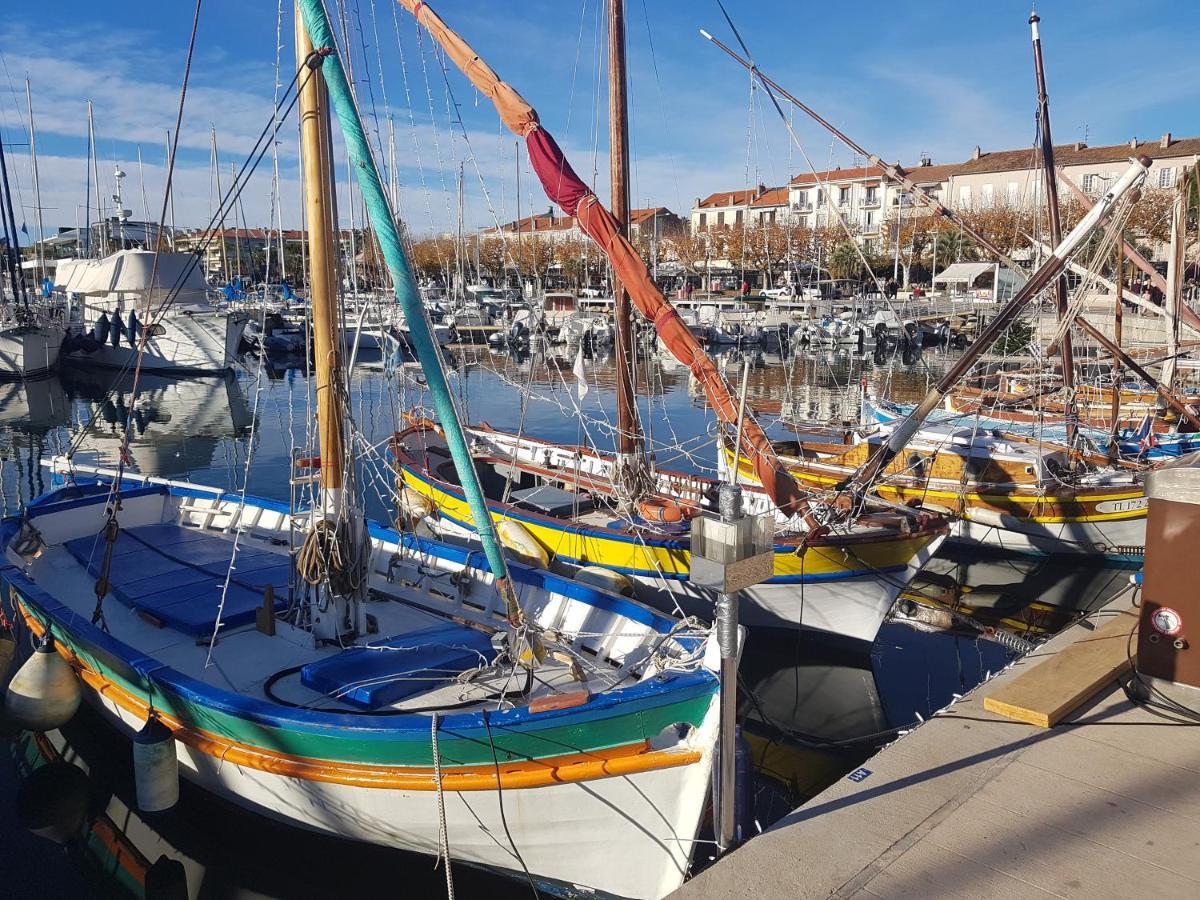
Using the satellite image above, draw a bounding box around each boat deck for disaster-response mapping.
[674,595,1200,899]
[29,519,606,713]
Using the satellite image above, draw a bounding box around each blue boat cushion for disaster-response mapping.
[300,622,495,710]
[64,524,287,637]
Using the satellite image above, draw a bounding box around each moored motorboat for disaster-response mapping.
[55,250,247,374]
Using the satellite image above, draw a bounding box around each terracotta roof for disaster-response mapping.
[952,137,1200,176]
[897,162,962,184]
[482,213,579,235]
[629,206,677,224]
[751,187,789,208]
[697,188,762,209]
[186,228,308,240]
[789,165,884,187]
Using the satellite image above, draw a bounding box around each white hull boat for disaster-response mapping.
[1,461,724,899]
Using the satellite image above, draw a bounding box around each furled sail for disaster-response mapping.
[396,0,807,515]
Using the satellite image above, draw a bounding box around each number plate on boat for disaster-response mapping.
[1095,497,1148,515]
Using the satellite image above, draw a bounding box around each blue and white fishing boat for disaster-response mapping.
[0,8,725,897]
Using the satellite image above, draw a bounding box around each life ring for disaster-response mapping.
[497,520,549,569]
[637,497,694,524]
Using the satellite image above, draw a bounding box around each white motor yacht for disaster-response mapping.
[56,249,247,374]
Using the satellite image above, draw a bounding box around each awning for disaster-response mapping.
[933,262,995,284]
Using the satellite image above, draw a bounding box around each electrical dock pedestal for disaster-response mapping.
[689,482,773,852]
[674,463,1200,899]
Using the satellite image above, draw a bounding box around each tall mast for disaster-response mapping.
[0,127,28,307]
[296,15,346,501]
[1162,168,1190,397]
[25,79,45,283]
[1108,234,1123,449]
[609,0,642,468]
[295,0,532,632]
[514,141,522,285]
[88,101,106,256]
[211,126,229,280]
[1029,12,1077,445]
[165,131,177,250]
[231,162,244,284]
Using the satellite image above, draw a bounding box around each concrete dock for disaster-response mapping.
[676,599,1200,899]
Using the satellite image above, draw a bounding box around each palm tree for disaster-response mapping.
[828,241,863,280]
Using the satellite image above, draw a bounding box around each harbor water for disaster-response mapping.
[0,344,1134,897]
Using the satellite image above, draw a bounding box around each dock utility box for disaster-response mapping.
[300,622,494,710]
[1139,453,1200,689]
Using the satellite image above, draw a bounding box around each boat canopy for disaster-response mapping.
[933,262,1021,301]
[56,250,210,307]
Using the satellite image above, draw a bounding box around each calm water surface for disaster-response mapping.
[0,345,1131,897]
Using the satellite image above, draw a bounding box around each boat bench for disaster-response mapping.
[299,621,494,710]
[65,523,288,637]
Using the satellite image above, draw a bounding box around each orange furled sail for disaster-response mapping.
[396,0,806,514]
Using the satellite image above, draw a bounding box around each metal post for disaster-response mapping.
[716,481,742,852]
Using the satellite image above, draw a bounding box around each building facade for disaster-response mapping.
[944,134,1199,214]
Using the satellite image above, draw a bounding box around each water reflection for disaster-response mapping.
[62,369,253,478]
[0,347,1137,895]
[739,549,1131,809]
[4,704,523,900]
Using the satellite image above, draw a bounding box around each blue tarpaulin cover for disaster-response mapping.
[65,524,287,636]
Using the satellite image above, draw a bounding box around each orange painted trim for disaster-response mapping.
[30,732,151,886]
[20,607,702,792]
[90,818,151,886]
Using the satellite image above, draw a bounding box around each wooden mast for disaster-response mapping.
[1162,167,1191,402]
[1030,12,1077,446]
[1109,236,1123,451]
[296,15,345,496]
[609,0,642,470]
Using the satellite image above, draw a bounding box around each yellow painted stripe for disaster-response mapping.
[400,468,931,578]
[725,450,1146,524]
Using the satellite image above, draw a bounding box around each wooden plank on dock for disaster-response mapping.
[983,605,1138,727]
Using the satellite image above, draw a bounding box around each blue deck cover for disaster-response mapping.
[65,525,287,637]
[300,622,494,710]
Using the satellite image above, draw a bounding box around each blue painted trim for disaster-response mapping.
[0,478,716,746]
[1,560,715,742]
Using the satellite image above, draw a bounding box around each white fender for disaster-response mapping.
[497,520,549,569]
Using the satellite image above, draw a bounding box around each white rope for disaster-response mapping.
[431,711,456,900]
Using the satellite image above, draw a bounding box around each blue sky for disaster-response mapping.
[1,0,1197,238]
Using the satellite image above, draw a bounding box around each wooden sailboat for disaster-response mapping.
[390,0,949,646]
[1,7,725,897]
[725,410,1147,560]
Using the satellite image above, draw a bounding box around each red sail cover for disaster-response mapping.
[400,0,806,514]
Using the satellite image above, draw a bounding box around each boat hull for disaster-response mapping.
[0,325,63,379]
[1,473,721,900]
[396,436,946,643]
[67,307,247,374]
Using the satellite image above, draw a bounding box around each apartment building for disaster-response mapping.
[945,133,1199,212]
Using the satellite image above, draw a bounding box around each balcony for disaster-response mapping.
[861,194,881,208]
[791,202,813,212]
